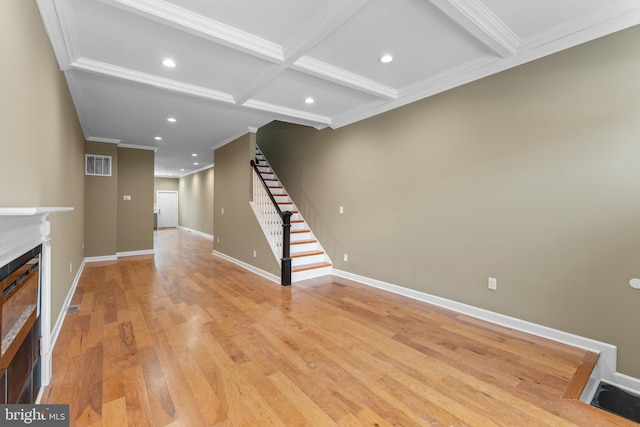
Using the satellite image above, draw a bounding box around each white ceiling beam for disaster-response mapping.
[72,58,236,104]
[429,0,520,58]
[293,56,397,100]
[233,64,288,105]
[282,0,373,62]
[96,0,284,62]
[242,100,331,127]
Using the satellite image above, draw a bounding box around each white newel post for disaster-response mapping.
[0,207,73,388]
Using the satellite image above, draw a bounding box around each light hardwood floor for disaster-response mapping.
[41,228,635,426]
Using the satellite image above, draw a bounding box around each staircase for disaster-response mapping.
[252,147,332,283]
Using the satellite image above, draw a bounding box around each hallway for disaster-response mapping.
[41,229,633,426]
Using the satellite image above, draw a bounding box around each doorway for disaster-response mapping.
[157,191,178,228]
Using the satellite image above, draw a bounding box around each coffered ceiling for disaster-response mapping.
[36,0,640,177]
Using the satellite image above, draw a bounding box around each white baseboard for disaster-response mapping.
[49,258,86,354]
[178,226,213,240]
[85,254,117,263]
[85,249,154,263]
[116,249,154,257]
[331,268,639,400]
[213,250,279,284]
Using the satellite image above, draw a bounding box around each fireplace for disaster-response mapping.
[0,245,42,403]
[0,207,72,403]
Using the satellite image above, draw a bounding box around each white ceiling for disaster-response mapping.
[36,0,640,177]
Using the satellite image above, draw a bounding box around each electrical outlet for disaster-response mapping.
[70,262,73,273]
[253,250,257,258]
[221,208,224,214]
[488,277,497,291]
[217,237,220,243]
[339,206,344,214]
[343,254,348,262]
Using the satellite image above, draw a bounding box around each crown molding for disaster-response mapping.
[429,0,520,57]
[96,0,284,62]
[86,136,122,144]
[519,0,640,51]
[52,0,81,63]
[294,56,397,100]
[333,3,640,130]
[36,0,72,70]
[72,57,236,104]
[118,143,158,152]
[242,99,332,126]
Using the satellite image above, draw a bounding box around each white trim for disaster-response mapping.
[429,0,520,57]
[177,226,213,241]
[331,268,640,400]
[35,0,72,70]
[86,136,121,144]
[213,250,279,284]
[49,258,86,362]
[175,163,214,178]
[96,0,284,62]
[85,250,154,261]
[116,249,155,257]
[293,56,398,100]
[85,254,118,263]
[242,99,332,125]
[72,57,236,104]
[119,143,158,152]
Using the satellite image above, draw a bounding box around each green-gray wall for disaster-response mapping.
[85,143,154,256]
[257,26,640,377]
[1,0,85,334]
[214,134,279,275]
[117,148,154,253]
[179,167,214,235]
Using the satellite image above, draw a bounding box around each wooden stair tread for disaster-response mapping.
[291,239,317,245]
[292,262,332,273]
[291,219,304,223]
[291,250,324,258]
[291,229,311,234]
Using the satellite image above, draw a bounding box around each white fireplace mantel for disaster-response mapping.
[0,206,73,388]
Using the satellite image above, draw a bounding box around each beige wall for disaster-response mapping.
[85,144,154,256]
[117,148,154,253]
[0,0,85,332]
[258,26,640,377]
[154,177,179,203]
[179,167,214,235]
[85,142,118,257]
[213,134,279,275]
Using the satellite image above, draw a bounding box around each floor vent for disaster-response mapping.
[67,304,81,313]
[591,382,640,423]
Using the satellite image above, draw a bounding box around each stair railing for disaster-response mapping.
[250,160,292,286]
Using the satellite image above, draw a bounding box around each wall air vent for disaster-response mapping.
[85,154,112,176]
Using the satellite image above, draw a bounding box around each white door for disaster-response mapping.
[157,191,178,228]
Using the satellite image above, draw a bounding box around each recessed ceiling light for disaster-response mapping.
[192,153,197,157]
[162,58,176,68]
[379,54,394,63]
[180,168,185,172]
[167,117,177,123]
[194,162,199,166]
[154,136,162,141]
[305,97,314,104]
